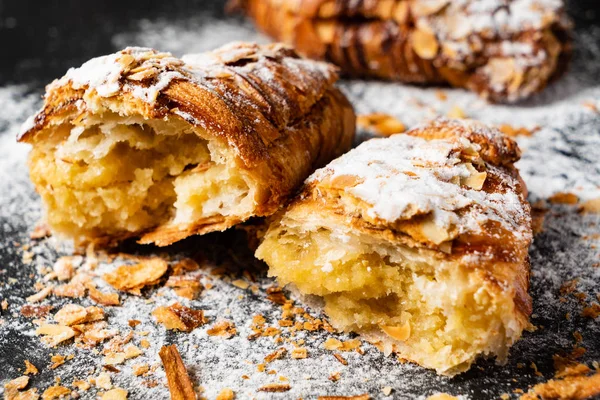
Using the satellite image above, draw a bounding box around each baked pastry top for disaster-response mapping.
[233,0,572,102]
[19,43,356,246]
[256,117,533,375]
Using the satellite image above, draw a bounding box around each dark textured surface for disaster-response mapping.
[1,1,600,399]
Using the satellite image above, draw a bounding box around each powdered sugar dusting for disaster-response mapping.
[309,129,529,240]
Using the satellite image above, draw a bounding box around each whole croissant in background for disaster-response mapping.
[232,0,572,102]
[19,42,356,247]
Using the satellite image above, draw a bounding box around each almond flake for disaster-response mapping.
[86,283,120,306]
[333,353,348,366]
[54,304,104,326]
[232,279,249,289]
[24,360,39,375]
[357,113,406,137]
[152,303,206,332]
[207,320,237,338]
[103,258,168,295]
[264,347,287,363]
[4,376,29,390]
[411,28,439,59]
[36,324,76,347]
[548,192,579,205]
[132,364,150,376]
[72,380,91,391]
[101,388,128,400]
[291,347,308,359]
[95,372,112,390]
[579,198,600,214]
[216,388,235,400]
[53,257,74,281]
[41,385,70,400]
[50,354,66,369]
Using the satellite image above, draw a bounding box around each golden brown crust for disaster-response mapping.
[19,43,356,246]
[233,0,572,102]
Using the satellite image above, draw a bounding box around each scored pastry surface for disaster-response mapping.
[234,0,572,102]
[20,43,356,246]
[256,117,533,375]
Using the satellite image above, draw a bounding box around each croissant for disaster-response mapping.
[232,0,572,102]
[256,118,533,375]
[19,43,356,247]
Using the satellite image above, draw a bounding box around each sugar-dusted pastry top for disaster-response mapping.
[19,42,343,167]
[234,0,572,102]
[302,118,532,252]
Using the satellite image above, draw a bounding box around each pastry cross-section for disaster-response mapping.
[19,43,356,246]
[256,118,533,376]
[233,0,572,102]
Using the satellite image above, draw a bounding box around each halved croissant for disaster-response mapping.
[19,43,356,247]
[256,117,533,375]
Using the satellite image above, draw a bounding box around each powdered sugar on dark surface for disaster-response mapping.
[1,4,599,400]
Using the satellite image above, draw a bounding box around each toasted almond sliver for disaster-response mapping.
[264,347,287,363]
[159,345,196,400]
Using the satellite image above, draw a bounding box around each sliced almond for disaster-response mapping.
[41,385,70,400]
[461,164,487,190]
[101,388,128,400]
[36,324,76,347]
[420,218,452,245]
[411,29,439,60]
[103,258,168,295]
[152,303,206,332]
[216,388,235,400]
[291,347,308,359]
[207,320,237,338]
